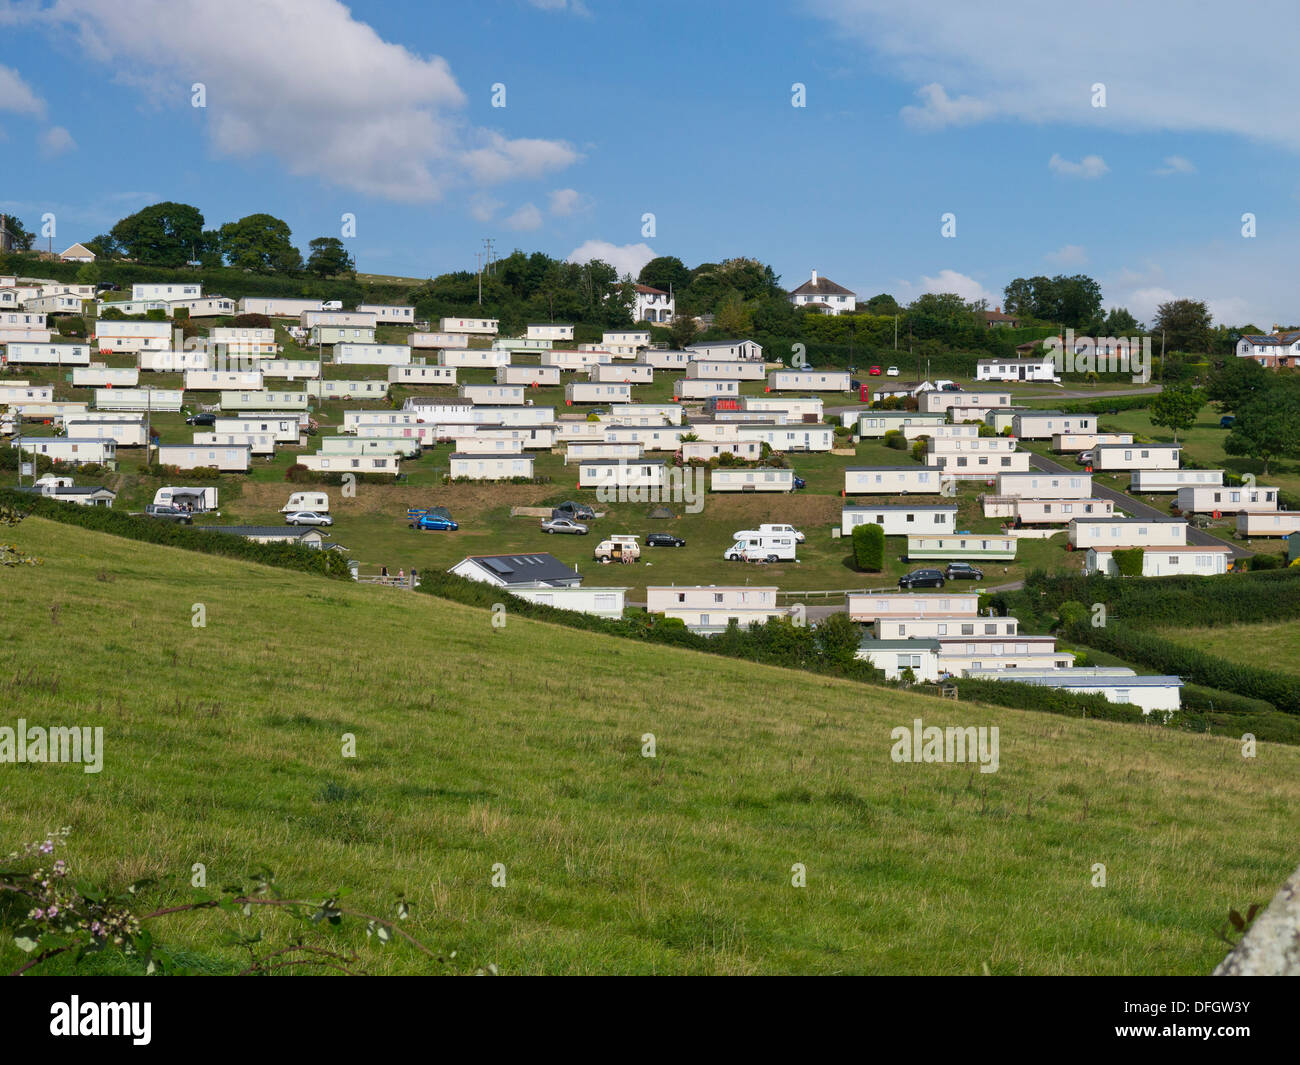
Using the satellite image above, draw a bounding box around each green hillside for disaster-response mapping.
[2,518,1297,975]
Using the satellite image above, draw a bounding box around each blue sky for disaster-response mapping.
[2,0,1298,328]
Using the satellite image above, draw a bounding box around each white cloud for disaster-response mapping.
[900,83,995,129]
[11,0,578,202]
[893,268,995,305]
[469,194,503,222]
[566,240,655,278]
[39,125,76,157]
[809,1,1300,150]
[503,203,543,231]
[548,187,586,216]
[1048,153,1109,179]
[1154,154,1196,176]
[0,63,44,117]
[525,0,591,13]
[1045,244,1088,266]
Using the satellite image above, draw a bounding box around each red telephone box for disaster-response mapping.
[859,384,870,403]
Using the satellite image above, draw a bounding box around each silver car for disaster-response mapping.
[285,511,333,526]
[541,517,588,535]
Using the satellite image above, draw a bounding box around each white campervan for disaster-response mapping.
[723,529,799,562]
[754,522,805,544]
[282,491,330,515]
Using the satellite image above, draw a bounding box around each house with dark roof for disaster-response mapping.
[448,553,582,588]
[633,284,674,324]
[788,270,856,315]
[1235,327,1300,368]
[981,306,1020,328]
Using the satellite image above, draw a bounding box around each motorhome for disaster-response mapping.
[723,529,799,562]
[282,492,330,515]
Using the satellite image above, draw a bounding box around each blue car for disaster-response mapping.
[792,476,807,490]
[409,513,458,531]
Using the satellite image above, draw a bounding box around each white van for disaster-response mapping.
[723,529,798,562]
[594,534,640,562]
[281,491,330,515]
[754,522,805,544]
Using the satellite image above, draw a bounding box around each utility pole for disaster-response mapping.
[482,237,495,277]
[475,252,483,306]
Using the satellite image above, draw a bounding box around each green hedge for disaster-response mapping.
[925,677,1149,724]
[852,523,885,572]
[1113,547,1144,577]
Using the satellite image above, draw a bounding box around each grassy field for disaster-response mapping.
[1,517,1297,975]
[1160,621,1300,677]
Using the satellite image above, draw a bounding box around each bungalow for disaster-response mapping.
[497,363,562,387]
[567,381,634,405]
[1069,517,1188,549]
[92,320,172,353]
[13,436,116,466]
[906,534,1018,561]
[410,331,469,349]
[766,369,852,392]
[1130,469,1225,492]
[72,365,139,387]
[133,283,201,301]
[334,343,411,366]
[153,444,251,472]
[645,585,787,632]
[306,379,388,401]
[1236,511,1300,537]
[1051,432,1134,452]
[357,304,415,325]
[855,639,943,682]
[510,586,628,619]
[527,323,575,342]
[220,390,308,411]
[1091,443,1181,471]
[1011,411,1098,439]
[391,364,458,385]
[577,458,667,489]
[140,350,212,372]
[919,389,1012,414]
[710,467,796,493]
[237,298,324,317]
[680,439,763,462]
[1176,485,1280,514]
[200,525,330,548]
[184,370,264,391]
[674,378,739,400]
[4,341,91,366]
[997,472,1092,499]
[95,388,184,412]
[643,349,693,370]
[448,552,580,588]
[191,431,277,456]
[1085,545,1231,577]
[981,307,1021,330]
[566,441,644,464]
[449,453,535,480]
[59,243,96,263]
[439,317,499,336]
[841,505,957,536]
[461,383,526,406]
[300,453,400,476]
[854,411,947,437]
[844,466,945,495]
[590,362,654,384]
[686,339,763,361]
[975,354,1055,381]
[965,667,1183,715]
[63,417,147,447]
[846,591,980,623]
[308,325,377,346]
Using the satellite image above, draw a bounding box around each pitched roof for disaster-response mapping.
[789,275,855,297]
[456,553,579,586]
[635,283,668,295]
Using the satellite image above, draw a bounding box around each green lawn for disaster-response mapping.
[1160,621,1300,677]
[2,517,1297,975]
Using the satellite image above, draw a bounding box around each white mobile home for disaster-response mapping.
[600,425,685,451]
[996,472,1092,499]
[191,431,277,456]
[983,497,1115,524]
[14,437,116,465]
[169,296,236,318]
[526,323,575,342]
[686,360,765,381]
[334,343,411,366]
[742,395,824,422]
[966,668,1184,715]
[686,339,763,361]
[542,348,607,371]
[938,637,1074,674]
[931,450,1033,478]
[448,453,535,480]
[602,404,683,426]
[439,317,499,336]
[645,586,785,630]
[766,369,852,392]
[877,615,1021,641]
[1130,469,1225,492]
[643,349,693,370]
[590,362,654,384]
[212,321,287,348]
[567,382,633,405]
[1236,511,1300,537]
[319,436,418,459]
[565,441,643,464]
[215,416,300,443]
[25,294,86,315]
[1069,518,1188,549]
[497,363,562,387]
[841,505,957,536]
[306,379,389,401]
[680,439,763,462]
[299,453,400,475]
[92,320,172,353]
[577,458,668,490]
[133,283,202,302]
[185,370,264,391]
[450,434,524,455]
[72,365,138,387]
[493,337,553,352]
[844,466,945,494]
[4,341,91,366]
[468,405,554,427]
[390,364,457,385]
[710,467,796,493]
[854,411,947,437]
[301,310,377,330]
[855,640,944,683]
[220,391,309,411]
[154,444,251,472]
[95,388,184,412]
[674,378,739,400]
[736,423,835,452]
[259,360,320,379]
[461,383,526,406]
[906,535,1018,561]
[357,304,415,325]
[920,390,1012,415]
[510,585,628,619]
[847,591,980,624]
[438,347,510,369]
[975,355,1057,382]
[455,423,555,450]
[140,350,212,372]
[343,410,423,432]
[603,330,650,348]
[1052,432,1134,452]
[236,297,322,319]
[1091,444,1181,471]
[0,383,54,404]
[410,332,469,349]
[308,325,376,346]
[63,417,147,447]
[1011,411,1099,439]
[1176,485,1280,514]
[1085,545,1231,577]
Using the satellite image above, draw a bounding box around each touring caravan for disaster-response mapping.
[153,486,219,513]
[281,491,330,515]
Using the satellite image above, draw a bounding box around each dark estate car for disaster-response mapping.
[185,412,217,426]
[944,562,984,581]
[646,533,686,547]
[898,568,946,589]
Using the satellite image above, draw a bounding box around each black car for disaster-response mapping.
[944,562,984,581]
[552,501,596,521]
[185,412,217,426]
[899,568,946,589]
[646,533,685,547]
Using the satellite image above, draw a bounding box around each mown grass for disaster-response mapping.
[1,518,1297,975]
[1160,621,1300,677]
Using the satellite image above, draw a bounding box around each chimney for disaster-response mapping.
[811,269,818,286]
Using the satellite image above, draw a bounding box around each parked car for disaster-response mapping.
[552,501,596,521]
[868,365,883,376]
[941,382,962,392]
[1078,450,1095,465]
[792,475,807,490]
[1220,415,1235,429]
[850,380,861,390]
[594,535,640,561]
[646,533,686,547]
[886,366,900,376]
[185,412,216,426]
[409,512,458,531]
[944,562,984,581]
[541,517,588,535]
[144,503,192,524]
[899,568,946,589]
[286,511,333,526]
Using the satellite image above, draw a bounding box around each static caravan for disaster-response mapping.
[140,350,212,372]
[984,408,1027,434]
[497,363,562,387]
[686,339,763,361]
[1068,517,1188,549]
[343,410,423,432]
[320,435,419,459]
[438,348,510,369]
[602,403,683,426]
[309,325,377,346]
[766,370,851,392]
[356,304,415,325]
[0,383,54,404]
[1176,485,1280,514]
[937,637,1074,674]
[260,360,321,379]
[526,323,575,342]
[736,423,835,452]
[72,365,138,388]
[63,418,147,447]
[847,591,980,624]
[841,505,957,537]
[577,458,668,490]
[603,330,650,348]
[95,388,184,412]
[299,452,400,475]
[855,640,944,683]
[92,320,172,353]
[643,349,693,370]
[8,401,88,421]
[926,435,1018,455]
[997,472,1092,499]
[906,535,1017,561]
[742,395,824,422]
[543,348,607,371]
[301,310,377,330]
[646,586,784,630]
[468,405,554,427]
[25,294,86,315]
[448,453,535,480]
[965,668,1183,715]
[4,341,91,366]
[154,444,251,472]
[306,379,389,400]
[920,390,1012,415]
[552,421,606,443]
[903,422,979,442]
[439,317,499,336]
[334,343,411,366]
[461,383,526,406]
[854,411,947,437]
[510,586,628,619]
[168,296,236,318]
[0,328,52,343]
[931,450,1033,478]
[601,425,685,451]
[680,439,762,462]
[567,382,633,405]
[1011,411,1099,439]
[208,327,278,356]
[192,431,277,456]
[455,423,555,450]
[1091,444,1181,471]
[985,497,1115,524]
[410,332,469,349]
[14,437,116,465]
[185,370,264,391]
[674,378,739,400]
[1236,511,1300,537]
[1130,469,1225,492]
[400,398,475,422]
[1086,545,1231,577]
[590,362,654,384]
[976,355,1057,382]
[687,360,765,381]
[390,364,457,385]
[687,421,742,444]
[844,466,945,495]
[1052,432,1134,452]
[450,433,524,455]
[878,615,1020,641]
[710,467,797,493]
[133,283,202,301]
[580,341,637,358]
[220,391,309,411]
[493,337,553,352]
[215,416,300,443]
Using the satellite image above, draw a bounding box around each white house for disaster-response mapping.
[1176,485,1280,514]
[841,505,957,536]
[930,449,1032,479]
[154,444,251,471]
[937,636,1074,674]
[319,436,417,458]
[975,355,1057,382]
[1236,511,1300,537]
[169,296,236,318]
[603,330,650,348]
[14,436,116,465]
[787,270,856,315]
[1234,328,1300,368]
[1069,517,1188,549]
[686,339,763,361]
[581,341,638,358]
[710,467,796,493]
[1011,411,1098,439]
[334,343,411,366]
[449,453,535,480]
[510,585,628,619]
[766,370,852,392]
[526,323,575,342]
[645,585,787,630]
[439,317,499,336]
[0,382,54,404]
[1091,443,1181,471]
[855,640,943,682]
[633,284,674,324]
[844,466,945,495]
